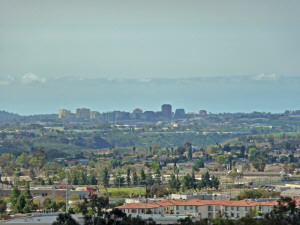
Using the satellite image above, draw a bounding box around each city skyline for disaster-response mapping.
[1,1,300,115]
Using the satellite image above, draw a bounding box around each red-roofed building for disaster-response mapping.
[116,198,282,222]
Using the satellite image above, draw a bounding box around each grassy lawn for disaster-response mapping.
[97,187,146,198]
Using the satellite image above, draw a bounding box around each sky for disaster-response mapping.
[0,0,300,115]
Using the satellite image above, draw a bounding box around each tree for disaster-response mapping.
[126,168,131,187]
[240,146,246,158]
[191,170,197,190]
[207,146,217,154]
[114,171,125,188]
[236,189,280,200]
[215,155,226,170]
[264,197,300,225]
[75,198,88,215]
[154,169,162,185]
[148,161,160,171]
[46,177,54,185]
[175,174,181,192]
[43,198,59,212]
[248,148,259,162]
[16,194,26,213]
[146,172,154,187]
[223,144,232,153]
[102,167,110,192]
[9,185,21,211]
[211,175,220,190]
[252,156,267,172]
[212,216,235,225]
[182,174,193,191]
[132,172,139,185]
[176,146,186,156]
[201,171,212,188]
[52,213,79,225]
[71,174,79,185]
[194,159,205,169]
[88,173,98,185]
[78,171,87,185]
[139,169,146,186]
[16,153,30,169]
[23,182,32,200]
[89,194,109,216]
[23,203,31,213]
[185,142,193,160]
[228,171,243,184]
[30,147,47,171]
[168,173,177,190]
[147,184,169,198]
[0,199,6,214]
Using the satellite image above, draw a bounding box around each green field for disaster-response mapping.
[97,187,146,198]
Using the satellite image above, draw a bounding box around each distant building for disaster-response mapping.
[76,108,91,120]
[90,111,101,120]
[161,104,172,120]
[58,109,71,119]
[104,112,115,122]
[143,111,156,121]
[133,108,143,114]
[175,109,185,119]
[132,108,143,120]
[116,198,281,222]
[114,111,130,121]
[155,111,163,120]
[199,110,207,116]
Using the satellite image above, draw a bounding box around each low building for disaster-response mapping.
[0,187,89,200]
[116,198,279,223]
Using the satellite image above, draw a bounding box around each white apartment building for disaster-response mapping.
[116,198,280,224]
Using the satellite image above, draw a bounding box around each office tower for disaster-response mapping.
[90,111,101,120]
[58,109,71,119]
[143,111,156,121]
[76,108,91,120]
[175,109,185,119]
[161,104,172,120]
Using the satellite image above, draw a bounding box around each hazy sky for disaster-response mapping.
[1,1,300,115]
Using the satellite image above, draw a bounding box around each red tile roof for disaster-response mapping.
[116,203,160,209]
[116,198,283,209]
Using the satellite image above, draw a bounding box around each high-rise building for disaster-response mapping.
[161,104,172,120]
[143,111,156,121]
[104,112,115,122]
[175,109,185,119]
[90,111,101,120]
[76,108,91,120]
[58,109,71,119]
[114,111,130,121]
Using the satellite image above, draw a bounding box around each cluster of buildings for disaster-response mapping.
[58,104,207,122]
[116,197,284,224]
